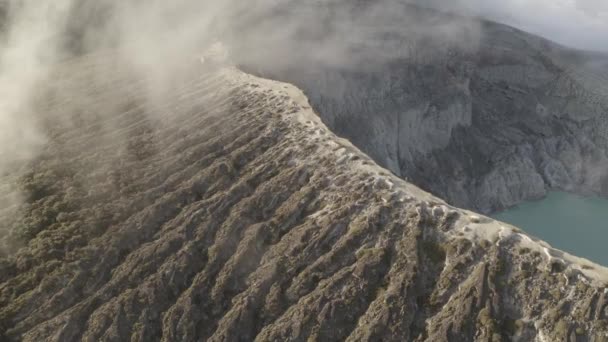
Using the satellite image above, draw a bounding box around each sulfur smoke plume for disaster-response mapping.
[0,0,483,253]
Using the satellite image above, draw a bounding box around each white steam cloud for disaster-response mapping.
[0,1,72,168]
[0,0,482,172]
[0,1,76,253]
[0,0,508,253]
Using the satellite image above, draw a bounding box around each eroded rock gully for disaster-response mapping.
[0,52,607,341]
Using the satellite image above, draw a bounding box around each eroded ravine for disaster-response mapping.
[0,52,607,341]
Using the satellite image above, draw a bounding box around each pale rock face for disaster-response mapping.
[238,5,608,212]
[475,155,545,212]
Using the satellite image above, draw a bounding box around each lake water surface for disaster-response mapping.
[494,192,608,266]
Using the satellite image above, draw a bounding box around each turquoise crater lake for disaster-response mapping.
[494,192,608,266]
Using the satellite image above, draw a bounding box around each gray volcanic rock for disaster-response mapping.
[2,2,608,341]
[0,52,607,341]
[236,3,608,213]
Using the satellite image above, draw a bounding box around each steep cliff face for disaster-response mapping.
[237,4,608,213]
[1,52,607,342]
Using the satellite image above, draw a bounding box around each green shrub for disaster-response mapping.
[555,319,569,338]
[503,318,525,336]
[478,307,492,326]
[422,240,446,264]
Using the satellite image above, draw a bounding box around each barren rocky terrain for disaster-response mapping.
[1,1,608,341]
[0,51,607,341]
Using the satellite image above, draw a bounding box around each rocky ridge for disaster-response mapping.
[0,52,607,341]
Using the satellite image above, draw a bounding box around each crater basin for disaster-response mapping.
[494,191,608,266]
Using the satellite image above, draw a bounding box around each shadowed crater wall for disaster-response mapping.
[234,2,608,213]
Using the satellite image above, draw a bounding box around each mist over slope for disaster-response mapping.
[1,1,608,341]
[3,0,608,214]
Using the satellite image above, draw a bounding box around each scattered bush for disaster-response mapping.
[422,240,446,264]
[502,319,525,336]
[555,319,569,338]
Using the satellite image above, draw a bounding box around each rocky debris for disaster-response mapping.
[0,53,606,341]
